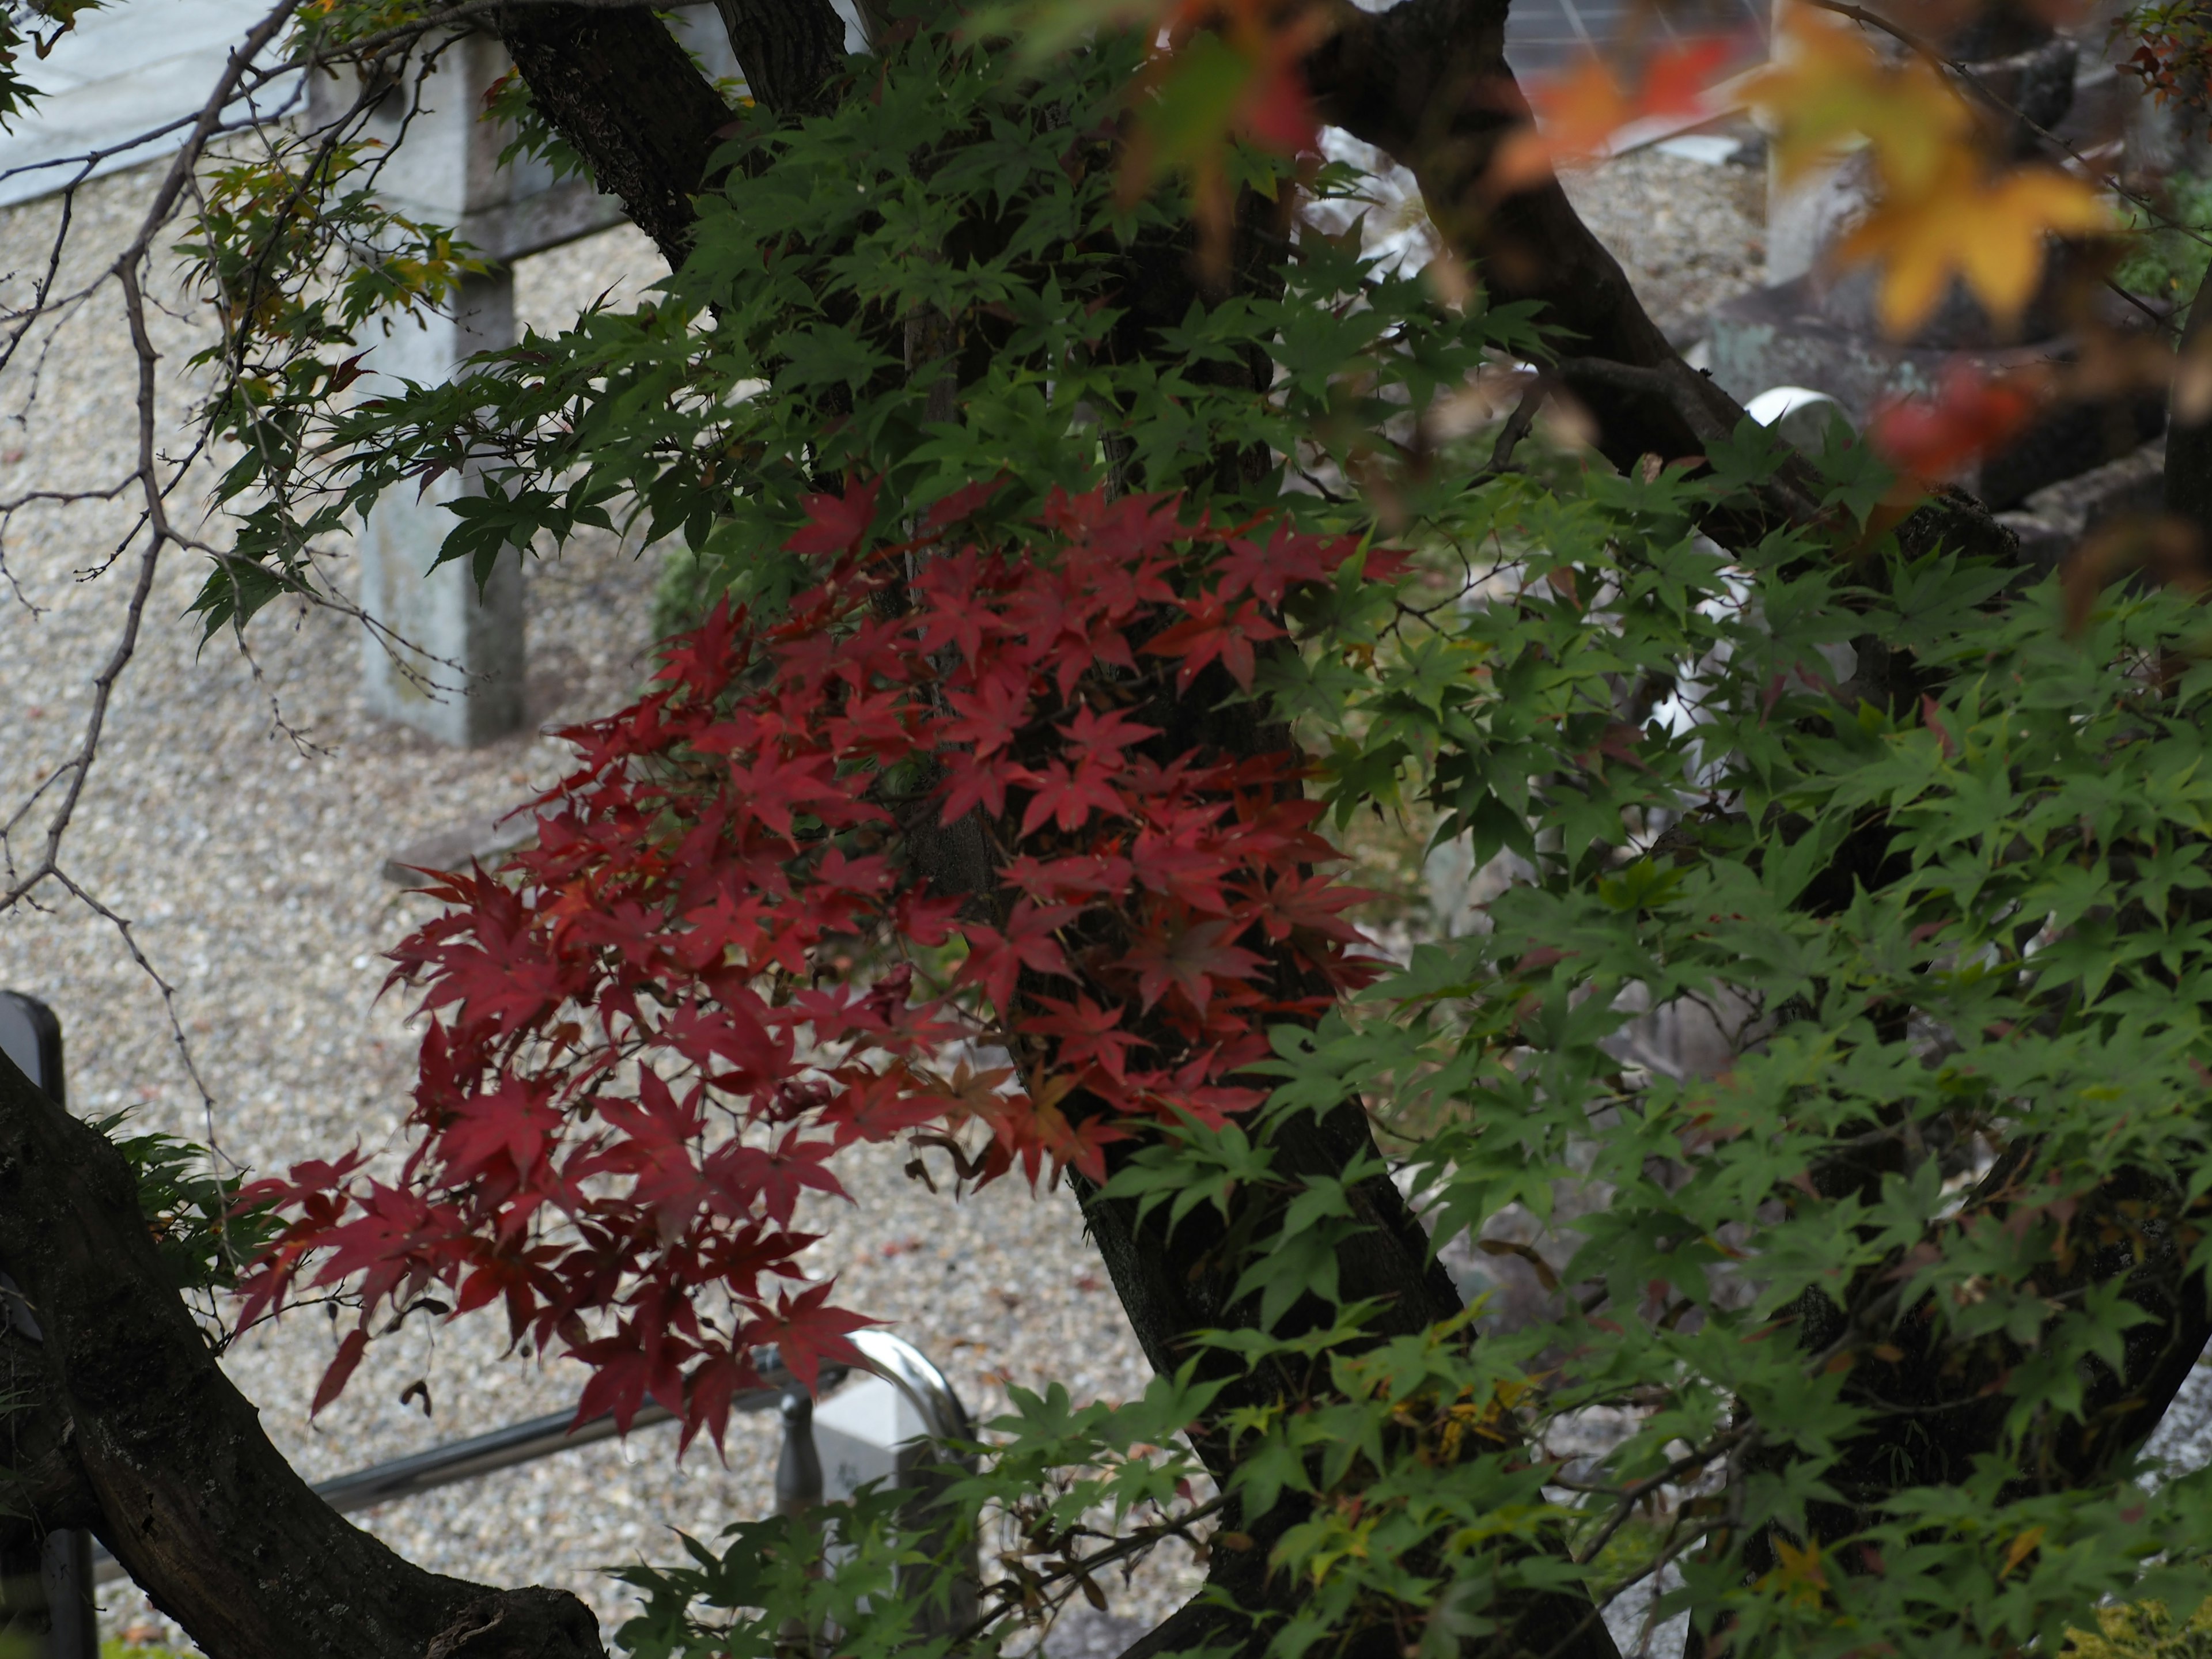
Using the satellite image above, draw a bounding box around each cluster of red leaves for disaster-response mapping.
[1866,361,2048,481]
[234,483,1388,1445]
[2118,4,2212,132]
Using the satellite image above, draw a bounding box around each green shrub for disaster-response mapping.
[2071,1601,2212,1659]
[2115,172,2212,316]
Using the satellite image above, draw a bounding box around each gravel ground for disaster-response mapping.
[0,166,1174,1650]
[1559,143,1768,347]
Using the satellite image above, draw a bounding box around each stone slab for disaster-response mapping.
[1996,436,2168,574]
[381,808,537,888]
[0,1,293,206]
[1707,276,2166,510]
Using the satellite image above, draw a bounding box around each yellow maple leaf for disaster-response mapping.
[1999,1524,2047,1580]
[1749,3,1969,194]
[1765,1536,1830,1608]
[1838,157,2110,336]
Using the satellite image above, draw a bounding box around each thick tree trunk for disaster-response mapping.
[0,1049,608,1659]
[713,0,850,118]
[496,2,738,265]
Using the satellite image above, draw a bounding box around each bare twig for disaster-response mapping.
[1801,0,2211,256]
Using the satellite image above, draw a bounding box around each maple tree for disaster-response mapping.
[9,4,2212,1659]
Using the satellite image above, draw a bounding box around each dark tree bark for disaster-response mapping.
[2166,264,2212,548]
[0,1048,608,1659]
[713,0,851,118]
[1304,0,1776,483]
[495,2,738,264]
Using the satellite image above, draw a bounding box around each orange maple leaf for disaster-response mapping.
[1491,39,1736,194]
[1839,157,2109,336]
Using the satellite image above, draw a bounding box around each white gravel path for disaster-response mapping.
[1559,144,1767,347]
[0,164,1171,1649]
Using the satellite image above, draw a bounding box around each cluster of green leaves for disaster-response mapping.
[1221,449,2212,1654]
[0,1,103,133]
[182,99,488,635]
[214,23,1531,631]
[619,1381,1218,1659]
[94,1115,279,1294]
[2071,1599,2212,1659]
[2115,168,2212,316]
[480,66,590,185]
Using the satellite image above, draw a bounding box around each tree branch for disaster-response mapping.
[1305,0,1738,466]
[0,1048,608,1659]
[1304,0,2017,557]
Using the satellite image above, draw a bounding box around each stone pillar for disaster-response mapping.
[355,270,528,746]
[315,10,737,744]
[338,33,529,745]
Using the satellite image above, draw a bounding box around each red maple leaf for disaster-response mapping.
[312,1327,371,1418]
[1001,850,1135,903]
[785,477,882,556]
[923,475,1009,531]
[1123,916,1267,1014]
[1058,703,1158,767]
[760,1279,873,1390]
[596,1070,709,1241]
[703,1131,845,1228]
[1022,995,1143,1082]
[938,749,1039,823]
[1242,870,1371,945]
[1869,363,2046,481]
[939,673,1032,758]
[1215,522,1353,605]
[1130,821,1237,912]
[1020,755,1130,835]
[571,1316,698,1433]
[1142,593,1283,690]
[958,900,1077,1011]
[434,1076,566,1187]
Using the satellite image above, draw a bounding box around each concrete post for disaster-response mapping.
[355,267,527,747]
[317,12,741,744]
[337,33,530,745]
[813,1340,981,1635]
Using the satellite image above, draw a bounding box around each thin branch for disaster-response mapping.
[1802,0,2211,251]
[1487,380,1545,474]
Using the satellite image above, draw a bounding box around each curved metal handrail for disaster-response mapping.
[849,1329,973,1448]
[88,1357,856,1586]
[86,1336,978,1588]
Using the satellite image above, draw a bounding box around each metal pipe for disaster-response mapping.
[847,1331,972,1446]
[85,1333,971,1593]
[90,1361,849,1586]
